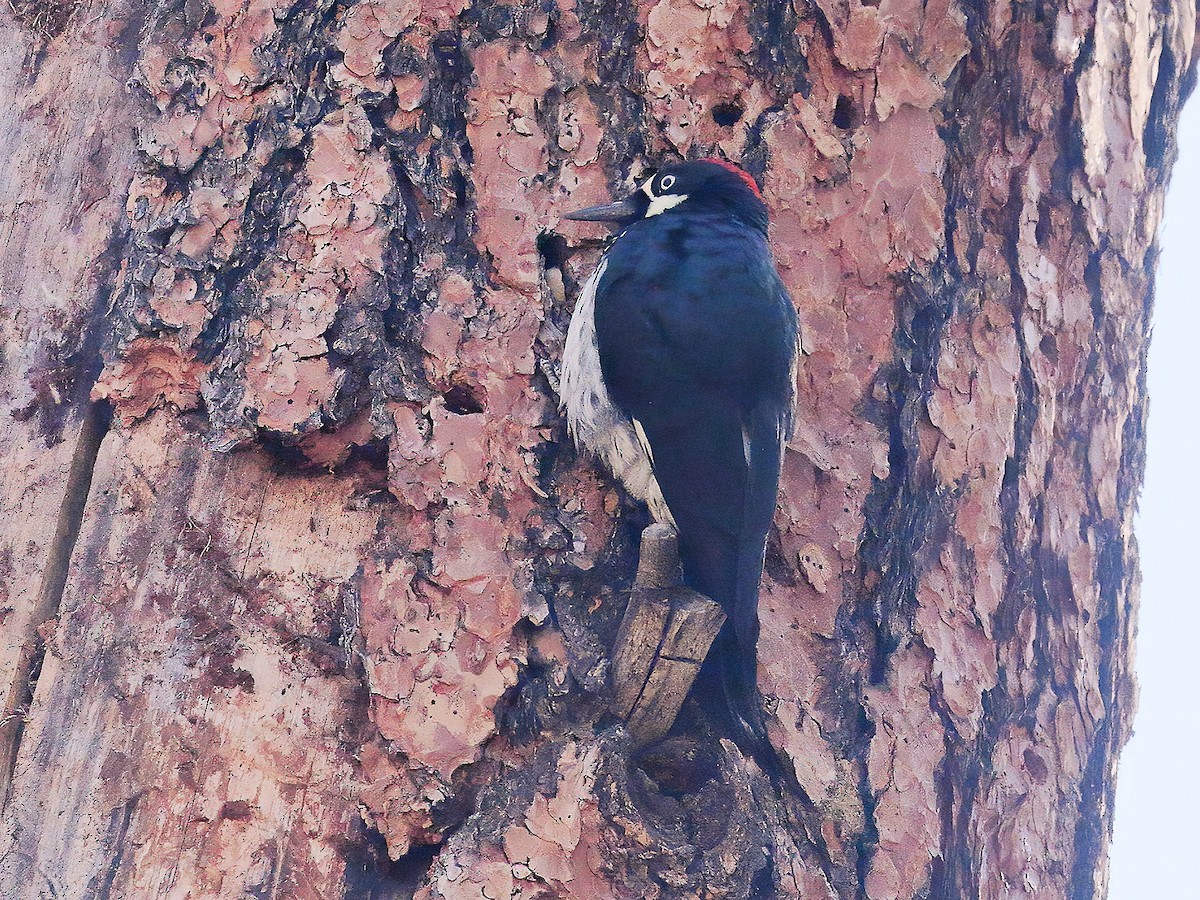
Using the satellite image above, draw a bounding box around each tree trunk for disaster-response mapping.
[0,0,1193,896]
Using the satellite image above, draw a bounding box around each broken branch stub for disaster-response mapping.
[611,524,726,747]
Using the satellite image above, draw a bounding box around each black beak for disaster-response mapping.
[563,196,641,223]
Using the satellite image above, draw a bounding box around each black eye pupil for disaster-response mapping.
[661,176,675,190]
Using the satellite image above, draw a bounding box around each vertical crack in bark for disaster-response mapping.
[930,23,992,890]
[938,138,1045,900]
[238,476,273,584]
[930,3,1062,892]
[849,266,955,896]
[1068,517,1121,900]
[1065,16,1196,896]
[358,106,437,408]
[86,793,139,900]
[744,0,810,98]
[577,0,650,169]
[197,143,308,364]
[0,400,110,810]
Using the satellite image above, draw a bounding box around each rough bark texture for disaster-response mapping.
[0,0,1194,897]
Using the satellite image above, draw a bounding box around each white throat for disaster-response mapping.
[646,193,688,216]
[641,178,688,218]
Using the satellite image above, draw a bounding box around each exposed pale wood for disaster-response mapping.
[632,521,686,590]
[659,593,729,664]
[0,0,137,813]
[610,593,671,720]
[0,416,377,898]
[611,524,679,717]
[612,525,725,746]
[624,591,727,747]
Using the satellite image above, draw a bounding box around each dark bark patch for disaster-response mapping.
[8,0,79,38]
[86,795,138,900]
[745,0,810,97]
[633,734,722,797]
[343,824,442,899]
[219,799,254,821]
[207,652,256,693]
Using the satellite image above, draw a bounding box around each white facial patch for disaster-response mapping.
[641,176,688,218]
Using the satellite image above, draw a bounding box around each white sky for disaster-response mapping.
[1108,98,1200,897]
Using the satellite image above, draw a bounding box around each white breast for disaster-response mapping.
[560,260,675,525]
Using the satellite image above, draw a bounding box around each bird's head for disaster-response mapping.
[565,159,768,233]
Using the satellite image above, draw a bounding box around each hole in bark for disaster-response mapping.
[711,101,745,127]
[537,231,570,270]
[1023,749,1049,783]
[344,825,442,897]
[832,94,860,130]
[443,384,485,415]
[1035,197,1053,245]
[346,437,390,473]
[633,735,722,798]
[1040,333,1058,363]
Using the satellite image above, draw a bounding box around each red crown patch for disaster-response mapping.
[700,157,762,199]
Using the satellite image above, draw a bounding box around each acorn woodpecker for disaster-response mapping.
[561,159,799,748]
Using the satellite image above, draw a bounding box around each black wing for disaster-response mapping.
[593,212,797,736]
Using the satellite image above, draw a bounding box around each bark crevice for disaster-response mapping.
[0,400,110,811]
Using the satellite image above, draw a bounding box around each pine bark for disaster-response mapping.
[0,0,1194,897]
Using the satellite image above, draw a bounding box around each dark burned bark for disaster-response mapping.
[0,0,1194,897]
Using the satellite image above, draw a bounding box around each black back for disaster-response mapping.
[592,172,797,741]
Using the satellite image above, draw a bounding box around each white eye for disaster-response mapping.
[659,174,676,191]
